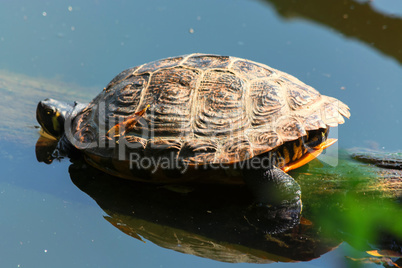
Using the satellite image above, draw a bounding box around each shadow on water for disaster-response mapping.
[36,135,402,266]
[264,0,402,65]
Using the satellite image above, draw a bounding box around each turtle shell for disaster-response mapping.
[68,53,350,167]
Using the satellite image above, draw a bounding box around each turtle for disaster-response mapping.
[36,53,350,205]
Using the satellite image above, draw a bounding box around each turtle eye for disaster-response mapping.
[45,109,54,115]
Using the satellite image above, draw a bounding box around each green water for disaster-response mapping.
[1,0,402,267]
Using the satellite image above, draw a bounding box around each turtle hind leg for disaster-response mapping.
[242,166,301,207]
[242,166,302,234]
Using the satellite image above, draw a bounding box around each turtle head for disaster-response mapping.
[36,98,73,139]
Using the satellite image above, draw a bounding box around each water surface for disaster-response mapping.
[1,0,402,267]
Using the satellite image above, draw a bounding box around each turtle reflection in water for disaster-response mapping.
[38,144,401,264]
[36,53,350,206]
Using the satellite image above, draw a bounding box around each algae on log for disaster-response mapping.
[293,149,402,200]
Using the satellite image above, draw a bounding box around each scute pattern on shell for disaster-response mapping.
[249,80,285,126]
[195,70,248,137]
[70,53,350,164]
[134,67,198,137]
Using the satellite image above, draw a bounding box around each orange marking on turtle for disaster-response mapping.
[281,138,338,173]
[366,249,402,258]
[299,217,313,226]
[106,105,150,139]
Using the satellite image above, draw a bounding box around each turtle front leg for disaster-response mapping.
[242,166,301,207]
